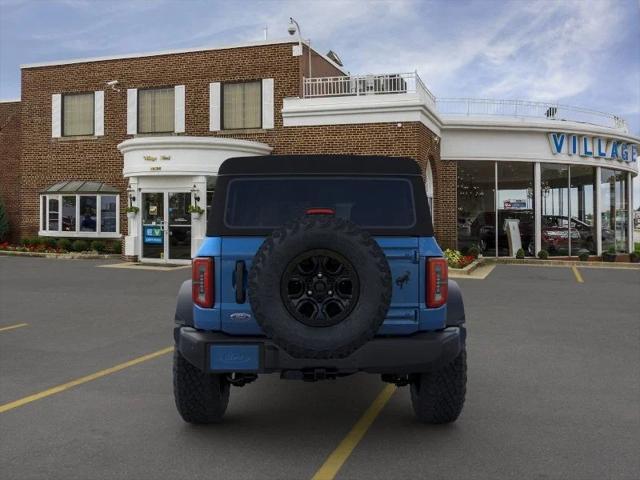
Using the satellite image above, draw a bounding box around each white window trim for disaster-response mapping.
[127,88,137,135]
[175,85,185,133]
[52,94,62,138]
[94,90,104,136]
[38,193,121,238]
[262,78,274,129]
[209,82,221,131]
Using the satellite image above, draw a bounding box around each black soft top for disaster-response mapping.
[218,155,423,176]
[209,155,433,237]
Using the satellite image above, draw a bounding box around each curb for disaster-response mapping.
[449,258,485,275]
[488,257,640,270]
[0,250,121,260]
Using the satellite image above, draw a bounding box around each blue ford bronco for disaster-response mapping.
[173,155,467,424]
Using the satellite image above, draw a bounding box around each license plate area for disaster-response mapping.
[209,344,260,372]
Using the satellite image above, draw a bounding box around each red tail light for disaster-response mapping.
[192,257,214,308]
[426,258,448,308]
[305,208,335,215]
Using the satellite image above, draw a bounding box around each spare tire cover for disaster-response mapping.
[248,215,392,359]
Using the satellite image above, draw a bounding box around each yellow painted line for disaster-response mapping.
[0,346,173,414]
[0,323,28,333]
[311,384,397,480]
[571,266,584,283]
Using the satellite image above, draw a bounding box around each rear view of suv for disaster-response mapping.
[173,155,467,424]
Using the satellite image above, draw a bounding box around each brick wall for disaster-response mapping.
[0,101,21,242]
[17,41,454,247]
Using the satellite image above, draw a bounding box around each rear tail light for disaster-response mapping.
[192,257,214,308]
[426,257,448,308]
[305,207,335,215]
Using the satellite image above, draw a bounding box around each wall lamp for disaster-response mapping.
[126,186,136,204]
[191,185,201,203]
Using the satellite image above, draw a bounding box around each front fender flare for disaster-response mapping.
[446,279,465,326]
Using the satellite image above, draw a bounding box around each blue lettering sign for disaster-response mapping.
[621,144,628,162]
[595,138,607,157]
[610,141,619,159]
[569,135,578,155]
[632,144,638,162]
[580,136,593,157]
[548,133,565,154]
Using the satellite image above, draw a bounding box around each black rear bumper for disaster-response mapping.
[175,326,465,375]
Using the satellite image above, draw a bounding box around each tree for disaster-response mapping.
[0,197,10,242]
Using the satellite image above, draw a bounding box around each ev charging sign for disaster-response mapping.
[548,132,638,163]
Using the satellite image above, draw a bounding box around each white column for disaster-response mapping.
[174,85,185,133]
[51,94,61,138]
[209,83,221,131]
[628,171,634,253]
[126,89,137,135]
[125,177,139,258]
[94,91,104,136]
[595,167,602,256]
[191,175,207,258]
[534,162,541,255]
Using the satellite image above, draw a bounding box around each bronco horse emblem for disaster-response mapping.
[395,270,411,289]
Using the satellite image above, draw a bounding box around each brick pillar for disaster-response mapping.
[433,160,457,250]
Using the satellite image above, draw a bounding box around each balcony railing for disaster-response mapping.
[301,73,627,131]
[436,98,628,131]
[303,72,436,104]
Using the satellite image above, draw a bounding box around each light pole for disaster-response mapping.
[288,17,312,80]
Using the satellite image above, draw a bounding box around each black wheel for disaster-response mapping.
[410,348,467,424]
[173,348,230,424]
[248,215,392,359]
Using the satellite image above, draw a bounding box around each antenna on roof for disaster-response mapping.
[263,25,268,40]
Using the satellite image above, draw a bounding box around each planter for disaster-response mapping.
[127,212,137,221]
[191,212,202,220]
[630,252,640,263]
[602,253,617,262]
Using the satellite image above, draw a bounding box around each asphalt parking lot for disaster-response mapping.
[1,257,639,480]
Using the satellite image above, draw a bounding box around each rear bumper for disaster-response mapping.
[175,326,465,375]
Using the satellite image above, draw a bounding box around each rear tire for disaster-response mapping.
[410,348,466,424]
[173,348,230,424]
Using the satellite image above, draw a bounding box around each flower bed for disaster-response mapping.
[0,237,121,255]
[444,248,477,269]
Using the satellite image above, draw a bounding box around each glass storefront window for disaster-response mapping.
[541,164,570,256]
[79,196,97,232]
[497,162,534,256]
[601,168,629,253]
[48,197,59,231]
[569,166,596,254]
[40,193,118,236]
[457,161,496,256]
[61,196,76,232]
[100,195,117,233]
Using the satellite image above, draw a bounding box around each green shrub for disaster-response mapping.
[444,248,463,268]
[537,249,549,260]
[71,239,89,252]
[515,248,525,259]
[57,238,72,251]
[577,250,590,262]
[607,245,616,254]
[109,240,122,254]
[467,246,480,259]
[21,236,38,247]
[41,237,58,249]
[90,240,106,253]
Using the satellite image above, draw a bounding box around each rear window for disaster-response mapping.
[224,177,416,229]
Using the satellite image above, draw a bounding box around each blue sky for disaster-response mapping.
[1,0,639,205]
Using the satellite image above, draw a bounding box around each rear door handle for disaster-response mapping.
[234,261,246,304]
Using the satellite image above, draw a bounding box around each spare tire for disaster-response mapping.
[248,215,392,359]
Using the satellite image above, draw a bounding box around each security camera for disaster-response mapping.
[287,24,297,36]
[106,80,120,92]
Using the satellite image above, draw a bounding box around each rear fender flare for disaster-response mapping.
[446,279,465,326]
[175,280,193,327]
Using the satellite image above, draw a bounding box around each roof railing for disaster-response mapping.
[303,72,436,105]
[302,74,627,131]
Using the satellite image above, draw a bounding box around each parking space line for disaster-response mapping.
[0,346,174,414]
[571,266,584,283]
[0,322,28,333]
[311,384,397,480]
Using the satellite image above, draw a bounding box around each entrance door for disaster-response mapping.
[141,192,192,263]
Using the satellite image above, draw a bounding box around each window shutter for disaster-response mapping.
[209,82,221,131]
[127,88,137,135]
[262,78,274,129]
[94,91,104,136]
[174,85,185,133]
[51,94,61,138]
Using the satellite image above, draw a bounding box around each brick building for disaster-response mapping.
[0,38,637,261]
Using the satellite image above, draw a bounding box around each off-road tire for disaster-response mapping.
[173,348,230,424]
[248,215,392,359]
[410,348,467,424]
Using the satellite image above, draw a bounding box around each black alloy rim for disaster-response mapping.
[280,249,360,327]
